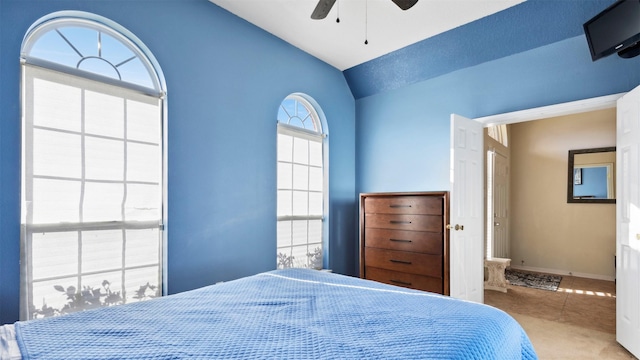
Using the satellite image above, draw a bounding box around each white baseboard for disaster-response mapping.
[508,265,615,282]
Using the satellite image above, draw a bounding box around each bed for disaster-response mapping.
[1,268,537,359]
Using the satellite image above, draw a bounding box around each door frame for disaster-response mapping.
[472,93,623,268]
[453,93,623,294]
[467,91,626,344]
[474,93,623,259]
[474,93,623,127]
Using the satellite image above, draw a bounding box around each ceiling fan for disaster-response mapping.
[311,0,419,20]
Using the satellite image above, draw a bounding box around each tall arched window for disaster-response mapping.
[20,13,166,320]
[276,94,327,270]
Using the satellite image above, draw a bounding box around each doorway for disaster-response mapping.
[474,93,626,352]
[483,109,617,279]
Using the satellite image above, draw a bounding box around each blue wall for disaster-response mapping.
[345,0,616,99]
[353,0,640,195]
[574,167,609,199]
[0,0,356,324]
[356,35,640,194]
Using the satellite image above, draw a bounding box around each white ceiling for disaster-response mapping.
[209,0,525,71]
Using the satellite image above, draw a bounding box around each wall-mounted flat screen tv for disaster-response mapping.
[584,0,640,61]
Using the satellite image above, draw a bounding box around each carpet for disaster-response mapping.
[505,269,562,292]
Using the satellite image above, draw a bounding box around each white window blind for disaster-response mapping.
[276,96,325,270]
[21,64,163,319]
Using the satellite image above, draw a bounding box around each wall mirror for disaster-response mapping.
[567,147,616,203]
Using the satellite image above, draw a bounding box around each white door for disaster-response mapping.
[450,114,484,303]
[616,87,640,359]
[493,151,509,258]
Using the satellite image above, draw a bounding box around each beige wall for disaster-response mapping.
[509,108,616,279]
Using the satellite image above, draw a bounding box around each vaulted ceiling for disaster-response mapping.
[208,0,614,99]
[209,0,524,71]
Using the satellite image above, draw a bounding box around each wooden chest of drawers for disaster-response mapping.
[359,192,449,295]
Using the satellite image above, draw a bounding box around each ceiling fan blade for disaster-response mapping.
[311,0,337,20]
[391,0,418,11]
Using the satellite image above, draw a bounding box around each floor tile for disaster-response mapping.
[485,275,634,359]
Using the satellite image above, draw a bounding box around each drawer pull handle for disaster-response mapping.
[390,259,412,265]
[390,279,412,286]
[390,238,412,243]
[390,220,412,224]
[389,204,412,208]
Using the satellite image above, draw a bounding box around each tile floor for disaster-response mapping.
[484,273,637,359]
[485,275,616,333]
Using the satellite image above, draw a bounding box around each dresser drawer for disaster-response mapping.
[364,247,442,277]
[364,228,442,254]
[365,214,443,232]
[364,196,442,215]
[365,267,443,293]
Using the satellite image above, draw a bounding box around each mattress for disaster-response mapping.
[1,268,537,359]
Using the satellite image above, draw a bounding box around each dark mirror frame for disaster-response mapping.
[567,147,616,204]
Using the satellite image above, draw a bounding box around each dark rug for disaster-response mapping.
[505,269,562,292]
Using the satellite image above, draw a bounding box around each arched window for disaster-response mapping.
[487,124,508,147]
[276,94,327,269]
[20,13,166,320]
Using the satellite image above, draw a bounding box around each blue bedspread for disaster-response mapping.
[15,269,537,359]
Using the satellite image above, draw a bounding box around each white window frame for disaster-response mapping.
[20,13,167,320]
[276,94,328,270]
